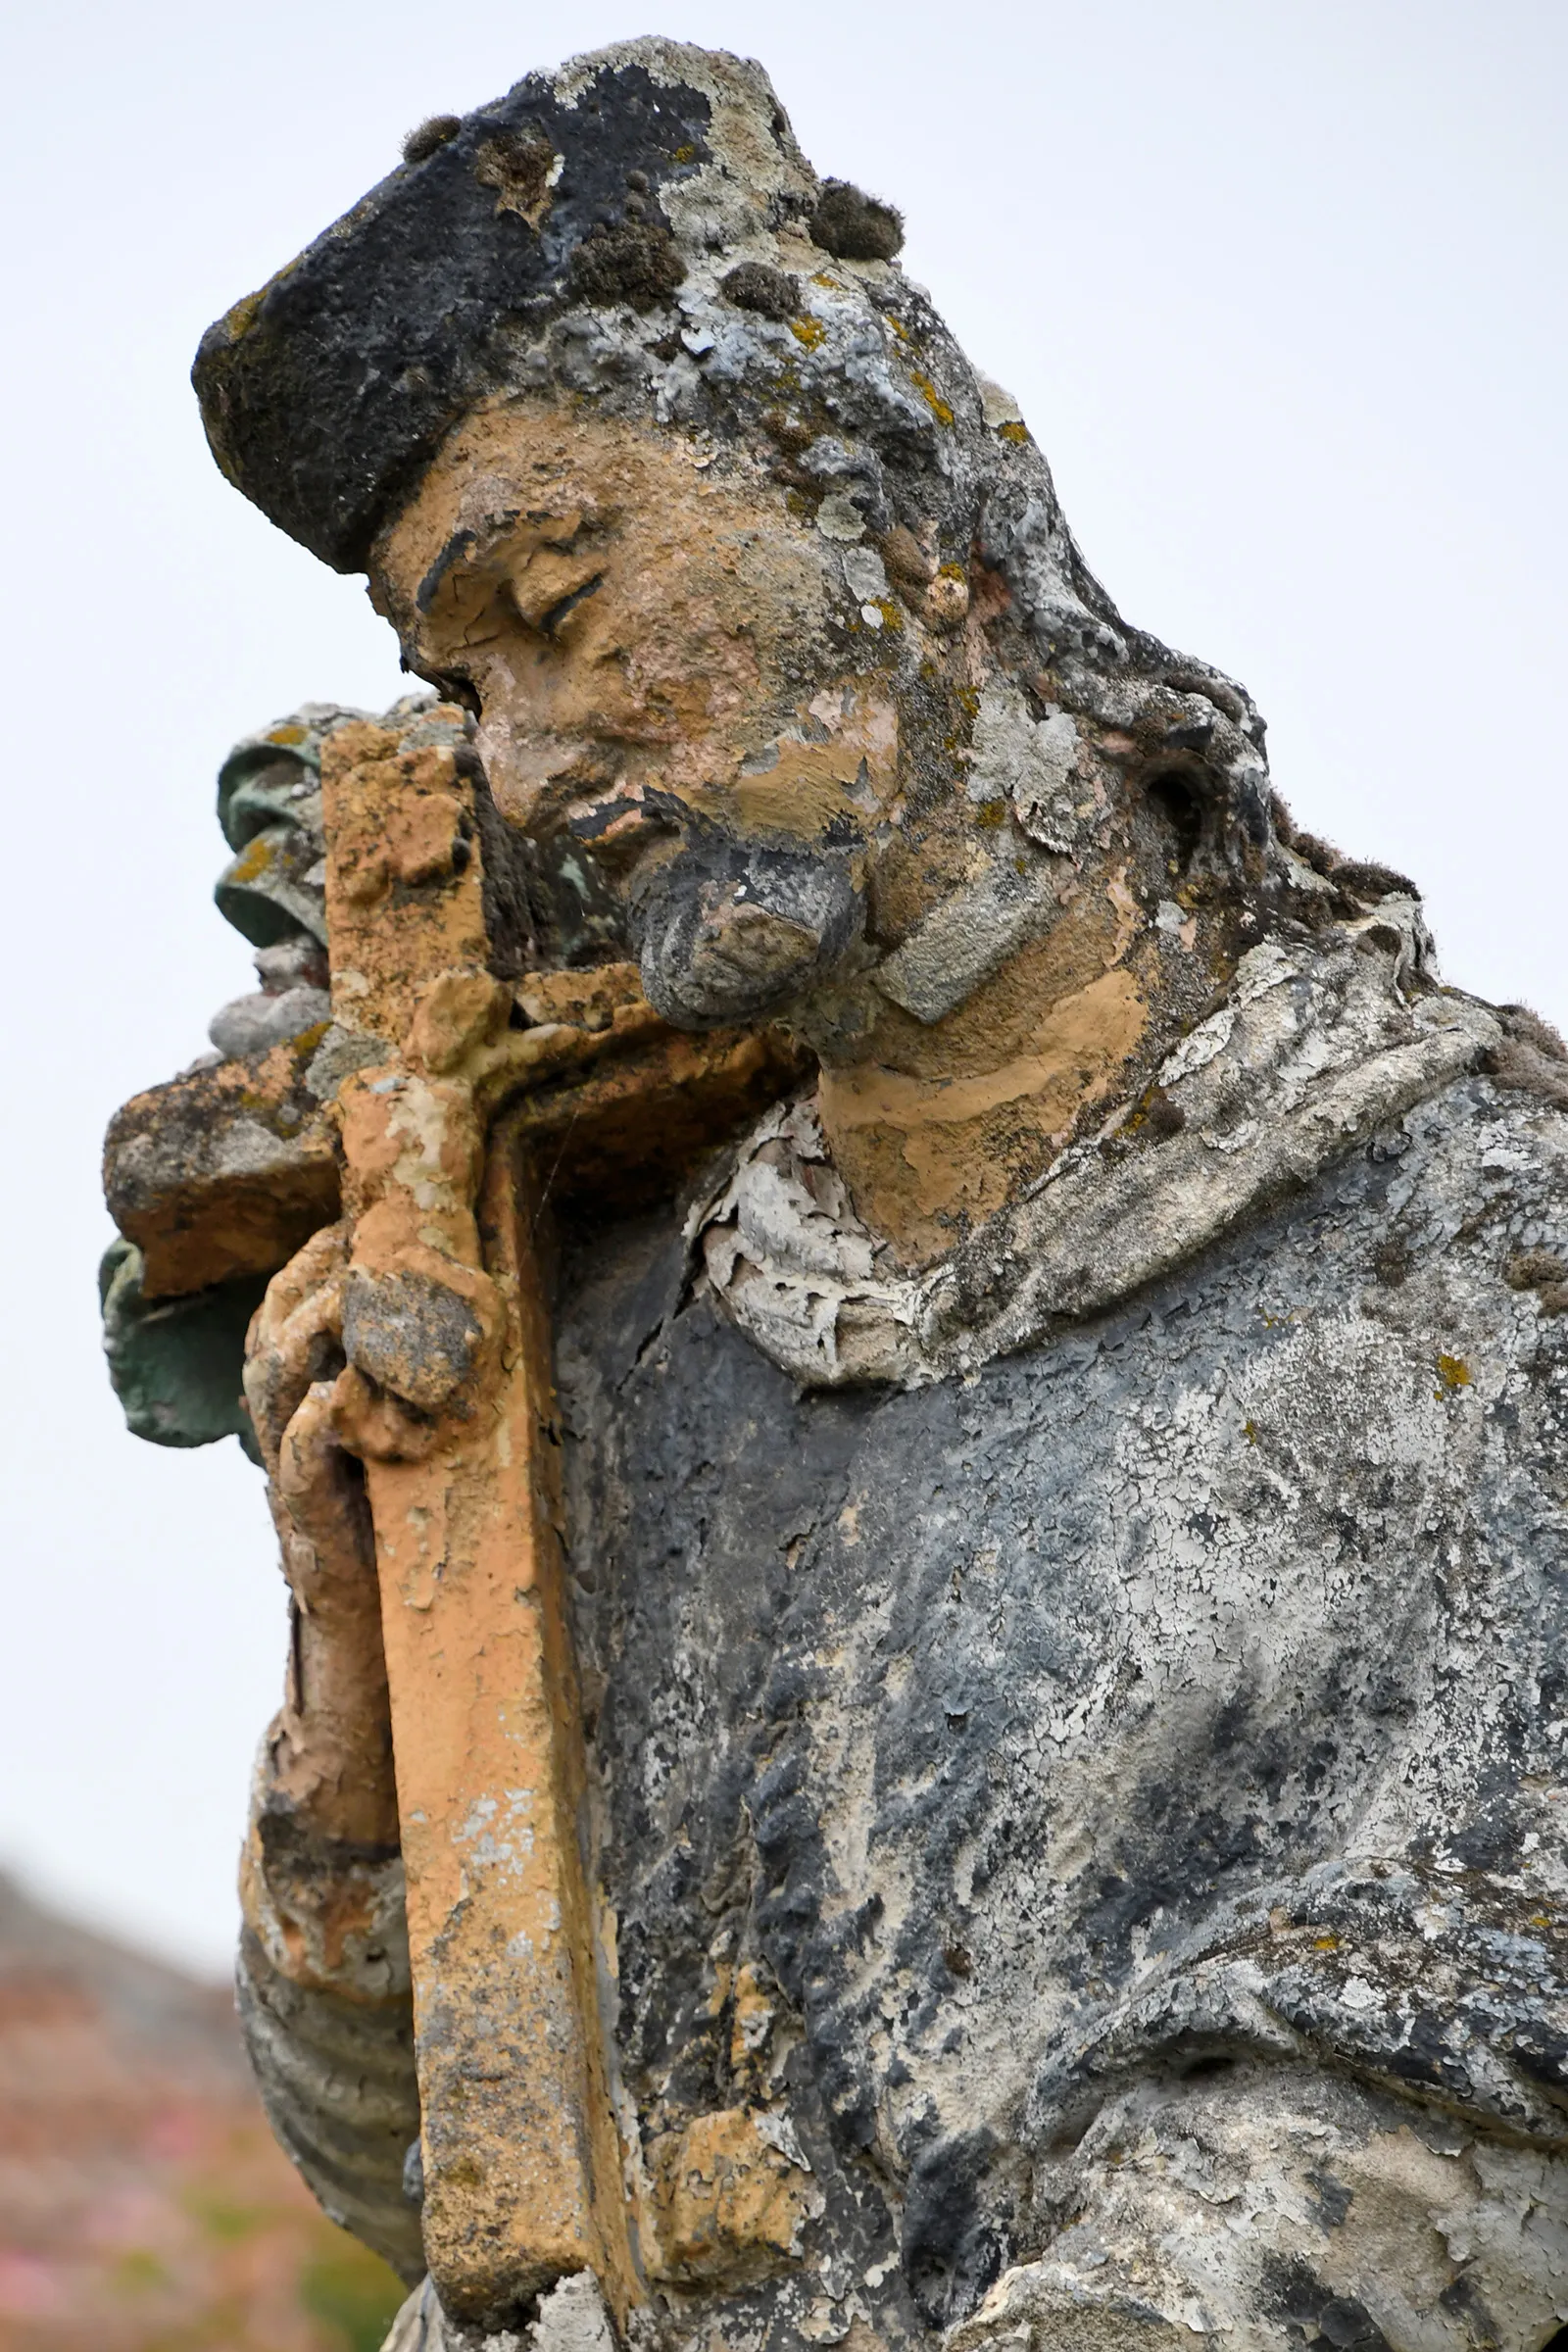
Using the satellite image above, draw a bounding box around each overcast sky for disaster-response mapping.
[2,0,1562,1973]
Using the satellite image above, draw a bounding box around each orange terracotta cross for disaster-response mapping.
[313,709,796,2327]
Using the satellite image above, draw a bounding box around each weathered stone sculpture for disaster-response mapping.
[102,37,1568,2352]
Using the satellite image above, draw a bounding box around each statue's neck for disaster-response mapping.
[813,876,1242,1269]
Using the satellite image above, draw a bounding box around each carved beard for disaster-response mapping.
[626,832,865,1031]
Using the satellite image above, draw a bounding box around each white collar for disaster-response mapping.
[693,905,1501,1391]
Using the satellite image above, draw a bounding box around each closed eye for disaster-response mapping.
[537,573,604,639]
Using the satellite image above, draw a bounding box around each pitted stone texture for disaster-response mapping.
[950,2061,1568,2352]
[556,1074,1568,2348]
[103,1043,340,1299]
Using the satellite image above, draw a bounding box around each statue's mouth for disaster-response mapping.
[506,764,868,1038]
[562,782,675,875]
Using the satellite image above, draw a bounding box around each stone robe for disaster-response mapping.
[548,1055,1568,2348]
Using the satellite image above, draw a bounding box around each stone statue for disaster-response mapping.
[101,38,1568,2352]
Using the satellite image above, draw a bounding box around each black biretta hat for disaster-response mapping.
[193,44,821,571]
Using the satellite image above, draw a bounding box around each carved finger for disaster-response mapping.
[250,1221,351,1350]
[246,1237,351,1469]
[264,1378,397,1853]
[275,1381,378,1619]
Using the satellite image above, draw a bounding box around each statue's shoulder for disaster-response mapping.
[689,941,1568,1397]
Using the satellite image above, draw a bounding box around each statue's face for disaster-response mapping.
[371,402,899,1028]
[371,397,1216,1268]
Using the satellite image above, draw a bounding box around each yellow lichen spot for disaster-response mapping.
[998,419,1030,444]
[811,270,839,289]
[228,836,278,884]
[883,313,910,343]
[673,145,695,164]
[974,800,1008,830]
[216,251,304,349]
[1313,1934,1340,1951]
[267,724,308,746]
[1243,1419,1259,1446]
[222,286,268,343]
[1435,1352,1472,1399]
[911,370,955,426]
[789,316,826,350]
[872,598,903,631]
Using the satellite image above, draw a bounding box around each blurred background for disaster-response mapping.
[0,0,1562,2338]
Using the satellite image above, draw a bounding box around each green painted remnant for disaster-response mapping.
[99,1238,267,1456]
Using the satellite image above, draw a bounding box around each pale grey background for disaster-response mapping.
[1,0,1561,1972]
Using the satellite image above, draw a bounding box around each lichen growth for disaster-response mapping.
[910,368,955,425]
